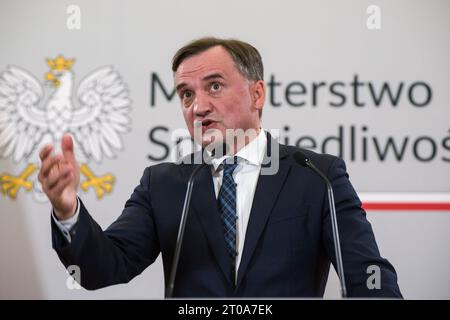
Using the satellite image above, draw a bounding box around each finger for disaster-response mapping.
[48,171,74,199]
[39,154,63,181]
[39,144,53,161]
[62,134,76,162]
[46,163,71,190]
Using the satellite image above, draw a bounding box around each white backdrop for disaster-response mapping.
[0,0,449,299]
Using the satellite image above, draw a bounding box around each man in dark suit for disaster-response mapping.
[38,37,402,297]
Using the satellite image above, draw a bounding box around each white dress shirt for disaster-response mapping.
[53,129,268,279]
[209,129,267,275]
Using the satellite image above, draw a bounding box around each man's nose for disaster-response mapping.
[193,92,212,117]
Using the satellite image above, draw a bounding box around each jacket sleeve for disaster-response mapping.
[321,157,402,298]
[51,167,160,290]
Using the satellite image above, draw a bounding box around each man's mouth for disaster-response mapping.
[201,119,217,131]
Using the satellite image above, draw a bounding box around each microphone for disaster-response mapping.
[293,151,347,298]
[167,142,228,298]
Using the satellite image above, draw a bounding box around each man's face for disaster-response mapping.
[175,46,265,148]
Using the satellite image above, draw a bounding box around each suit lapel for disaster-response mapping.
[236,139,291,288]
[177,137,292,288]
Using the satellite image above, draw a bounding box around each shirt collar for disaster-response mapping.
[210,129,267,172]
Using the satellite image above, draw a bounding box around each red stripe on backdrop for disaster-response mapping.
[362,202,450,211]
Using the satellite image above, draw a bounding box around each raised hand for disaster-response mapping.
[38,134,80,220]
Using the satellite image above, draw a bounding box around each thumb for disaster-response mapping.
[62,133,76,161]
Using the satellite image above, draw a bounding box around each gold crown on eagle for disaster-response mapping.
[45,55,75,87]
[46,55,75,71]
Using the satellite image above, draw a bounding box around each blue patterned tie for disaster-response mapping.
[218,157,239,263]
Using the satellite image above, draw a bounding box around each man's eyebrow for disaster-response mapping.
[175,73,225,92]
[202,73,225,82]
[175,82,187,92]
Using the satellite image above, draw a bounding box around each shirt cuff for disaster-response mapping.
[51,197,80,243]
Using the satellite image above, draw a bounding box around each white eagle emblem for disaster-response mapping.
[0,55,132,201]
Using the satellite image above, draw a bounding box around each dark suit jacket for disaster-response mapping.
[52,136,402,297]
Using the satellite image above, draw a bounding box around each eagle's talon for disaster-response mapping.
[80,164,115,199]
[0,164,37,199]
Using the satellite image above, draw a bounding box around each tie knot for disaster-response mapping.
[222,156,239,176]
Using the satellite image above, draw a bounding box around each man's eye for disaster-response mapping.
[183,91,192,99]
[211,82,221,91]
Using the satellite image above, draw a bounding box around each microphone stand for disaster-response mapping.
[293,151,347,298]
[166,163,206,298]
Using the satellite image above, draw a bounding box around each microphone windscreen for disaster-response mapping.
[293,151,309,167]
[210,142,229,159]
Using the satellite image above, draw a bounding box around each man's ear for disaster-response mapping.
[251,80,266,112]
